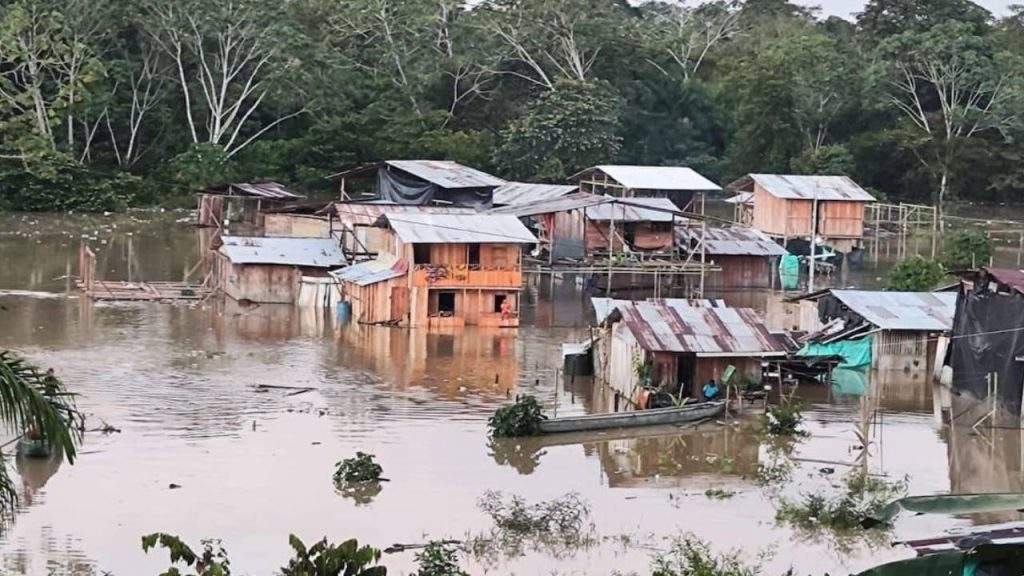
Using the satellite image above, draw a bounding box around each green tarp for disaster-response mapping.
[798,335,873,370]
[831,368,867,396]
[779,254,799,290]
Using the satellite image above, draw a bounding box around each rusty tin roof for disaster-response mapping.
[331,254,407,286]
[202,181,303,199]
[610,300,787,356]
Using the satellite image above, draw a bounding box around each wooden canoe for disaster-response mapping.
[538,401,726,434]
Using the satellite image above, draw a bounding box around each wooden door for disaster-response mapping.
[390,286,409,321]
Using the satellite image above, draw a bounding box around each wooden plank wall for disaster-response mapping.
[703,256,772,289]
[222,262,299,303]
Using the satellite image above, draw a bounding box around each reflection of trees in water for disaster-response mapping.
[488,437,547,475]
[1,528,98,576]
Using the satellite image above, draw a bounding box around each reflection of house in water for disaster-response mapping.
[594,299,788,402]
[333,213,537,328]
[333,324,518,395]
[598,425,760,489]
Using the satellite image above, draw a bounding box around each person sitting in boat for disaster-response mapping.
[702,379,720,402]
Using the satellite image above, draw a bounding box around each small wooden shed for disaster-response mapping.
[727,174,875,252]
[197,181,303,229]
[215,236,346,304]
[676,225,788,290]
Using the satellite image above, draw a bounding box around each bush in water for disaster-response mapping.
[334,452,383,484]
[941,230,992,270]
[142,532,387,576]
[886,256,946,291]
[487,395,547,438]
[762,394,807,437]
[414,541,468,576]
[651,535,763,576]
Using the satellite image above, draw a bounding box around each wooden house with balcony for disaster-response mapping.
[726,174,875,253]
[332,213,537,328]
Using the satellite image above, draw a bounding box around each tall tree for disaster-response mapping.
[879,21,1017,223]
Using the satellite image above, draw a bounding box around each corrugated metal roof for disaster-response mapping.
[984,267,1024,295]
[219,236,346,268]
[585,197,680,222]
[745,174,875,202]
[488,192,611,217]
[321,202,477,218]
[385,160,505,189]
[330,254,407,286]
[203,181,302,199]
[612,300,787,356]
[382,213,538,244]
[592,297,726,325]
[829,290,956,331]
[723,192,753,205]
[676,226,789,256]
[574,165,721,191]
[493,182,578,206]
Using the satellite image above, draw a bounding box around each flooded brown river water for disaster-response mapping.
[2,209,1024,575]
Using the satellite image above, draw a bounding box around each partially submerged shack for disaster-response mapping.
[215,236,346,304]
[950,267,1024,414]
[571,165,721,210]
[584,196,680,253]
[676,226,788,290]
[795,289,955,372]
[197,181,303,228]
[329,160,505,209]
[333,213,537,328]
[594,299,788,404]
[727,174,875,252]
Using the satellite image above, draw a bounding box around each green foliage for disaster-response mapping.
[141,533,231,576]
[651,535,763,576]
[279,535,386,576]
[487,395,547,438]
[941,230,992,270]
[887,256,946,291]
[414,541,467,576]
[470,491,595,560]
[0,352,82,517]
[333,452,383,484]
[704,488,736,500]
[1,0,1024,213]
[494,80,622,181]
[762,395,806,437]
[775,472,909,533]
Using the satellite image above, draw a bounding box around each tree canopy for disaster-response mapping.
[0,0,1021,212]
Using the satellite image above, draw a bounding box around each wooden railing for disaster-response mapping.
[412,264,522,288]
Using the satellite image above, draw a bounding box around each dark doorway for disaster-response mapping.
[676,355,696,397]
[438,291,456,315]
[493,293,507,313]
[468,243,480,266]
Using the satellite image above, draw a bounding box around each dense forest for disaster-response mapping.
[0,0,1021,214]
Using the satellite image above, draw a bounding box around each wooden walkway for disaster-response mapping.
[82,280,212,302]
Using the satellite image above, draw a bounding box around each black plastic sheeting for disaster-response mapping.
[951,289,1024,414]
[375,168,493,209]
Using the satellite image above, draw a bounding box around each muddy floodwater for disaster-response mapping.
[2,209,1024,575]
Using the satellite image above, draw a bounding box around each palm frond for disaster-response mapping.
[0,351,83,465]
